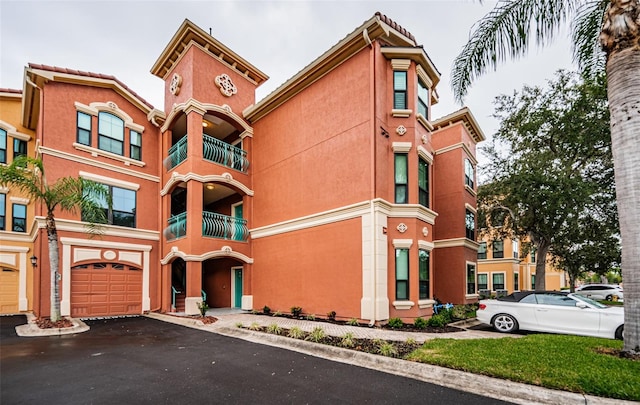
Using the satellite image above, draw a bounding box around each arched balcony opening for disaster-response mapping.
[202,183,248,242]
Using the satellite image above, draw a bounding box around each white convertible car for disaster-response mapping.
[477,291,624,339]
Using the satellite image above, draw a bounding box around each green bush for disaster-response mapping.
[377,341,398,357]
[451,305,469,320]
[388,317,404,329]
[340,332,356,348]
[327,311,336,321]
[427,314,447,328]
[414,317,428,329]
[306,314,316,321]
[197,301,209,316]
[347,318,360,326]
[287,326,305,339]
[305,326,326,343]
[266,323,282,335]
[262,305,271,315]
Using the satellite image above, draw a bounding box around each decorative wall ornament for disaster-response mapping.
[103,250,117,260]
[222,246,232,253]
[215,74,237,97]
[221,104,232,113]
[169,73,182,95]
[396,125,407,136]
[421,134,428,144]
[397,223,408,233]
[107,101,118,109]
[422,227,429,236]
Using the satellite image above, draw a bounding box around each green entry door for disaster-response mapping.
[234,269,243,308]
[233,203,243,241]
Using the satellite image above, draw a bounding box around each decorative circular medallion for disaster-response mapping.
[215,74,238,97]
[103,250,116,260]
[170,73,182,95]
[421,134,428,144]
[397,223,408,233]
[422,227,429,237]
[396,125,407,136]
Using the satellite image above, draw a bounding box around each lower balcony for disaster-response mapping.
[164,211,248,242]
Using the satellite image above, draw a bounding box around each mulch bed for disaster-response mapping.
[595,347,640,361]
[35,317,74,329]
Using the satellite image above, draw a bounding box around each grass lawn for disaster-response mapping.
[407,334,640,401]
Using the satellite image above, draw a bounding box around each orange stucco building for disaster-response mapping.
[0,13,484,324]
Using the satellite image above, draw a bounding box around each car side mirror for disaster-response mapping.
[576,302,588,309]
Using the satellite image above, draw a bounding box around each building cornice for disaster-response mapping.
[431,107,486,143]
[434,237,479,250]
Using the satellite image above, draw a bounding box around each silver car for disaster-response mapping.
[574,284,623,301]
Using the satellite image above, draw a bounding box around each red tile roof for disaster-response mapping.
[375,12,416,43]
[28,63,155,109]
[0,88,22,94]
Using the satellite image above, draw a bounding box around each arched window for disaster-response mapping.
[98,112,124,155]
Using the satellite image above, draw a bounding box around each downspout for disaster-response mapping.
[364,28,377,326]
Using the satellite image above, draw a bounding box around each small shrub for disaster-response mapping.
[388,317,404,329]
[305,326,326,343]
[340,332,356,348]
[287,326,305,339]
[291,306,303,317]
[263,305,271,315]
[266,323,282,335]
[405,337,417,345]
[347,318,360,326]
[197,301,209,316]
[249,322,262,331]
[377,341,398,357]
[251,309,260,315]
[451,305,468,320]
[306,314,316,321]
[413,317,427,330]
[273,310,282,317]
[327,311,336,321]
[427,314,447,328]
[235,322,244,328]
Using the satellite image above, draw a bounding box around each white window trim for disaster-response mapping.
[391,59,411,71]
[79,171,141,191]
[465,203,477,214]
[418,240,434,251]
[0,120,32,141]
[392,300,415,310]
[393,239,413,249]
[477,272,489,291]
[418,299,436,309]
[392,109,412,118]
[417,145,433,165]
[73,143,146,167]
[392,142,412,153]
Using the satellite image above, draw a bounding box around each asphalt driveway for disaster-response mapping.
[1,315,510,405]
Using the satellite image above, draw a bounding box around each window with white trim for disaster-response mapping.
[417,78,428,119]
[395,153,408,204]
[464,158,475,189]
[492,273,505,290]
[98,112,125,155]
[466,263,476,295]
[130,130,142,161]
[393,71,407,110]
[512,239,519,259]
[477,273,488,291]
[514,271,519,291]
[465,209,475,240]
[83,183,136,228]
[492,240,504,259]
[12,203,26,232]
[396,248,409,300]
[418,158,429,208]
[478,242,487,259]
[77,111,92,146]
[0,128,6,164]
[13,138,26,159]
[419,249,430,299]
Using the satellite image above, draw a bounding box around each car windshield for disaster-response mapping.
[571,294,607,309]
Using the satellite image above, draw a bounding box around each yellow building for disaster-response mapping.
[477,236,567,295]
[0,88,37,314]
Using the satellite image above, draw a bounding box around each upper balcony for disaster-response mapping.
[164,112,249,174]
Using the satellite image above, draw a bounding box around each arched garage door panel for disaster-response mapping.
[71,264,142,317]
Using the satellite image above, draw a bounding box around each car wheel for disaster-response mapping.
[606,294,613,301]
[615,325,624,340]
[492,314,518,333]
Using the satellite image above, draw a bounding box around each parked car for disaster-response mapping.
[574,284,623,301]
[477,291,624,339]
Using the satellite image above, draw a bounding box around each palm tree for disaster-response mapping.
[452,0,639,354]
[0,156,108,322]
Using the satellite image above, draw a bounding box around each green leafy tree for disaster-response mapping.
[0,156,108,322]
[479,70,614,292]
[453,0,640,354]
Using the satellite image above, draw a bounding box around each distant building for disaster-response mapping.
[476,236,568,295]
[0,13,484,323]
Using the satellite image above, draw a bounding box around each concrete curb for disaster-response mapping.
[144,312,634,405]
[15,313,89,337]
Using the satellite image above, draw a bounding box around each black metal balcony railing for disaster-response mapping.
[203,134,248,173]
[202,211,248,241]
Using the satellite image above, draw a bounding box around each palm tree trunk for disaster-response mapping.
[601,0,640,355]
[46,214,61,322]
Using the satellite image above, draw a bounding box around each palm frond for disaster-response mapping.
[0,156,44,198]
[452,0,581,103]
[571,1,608,79]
